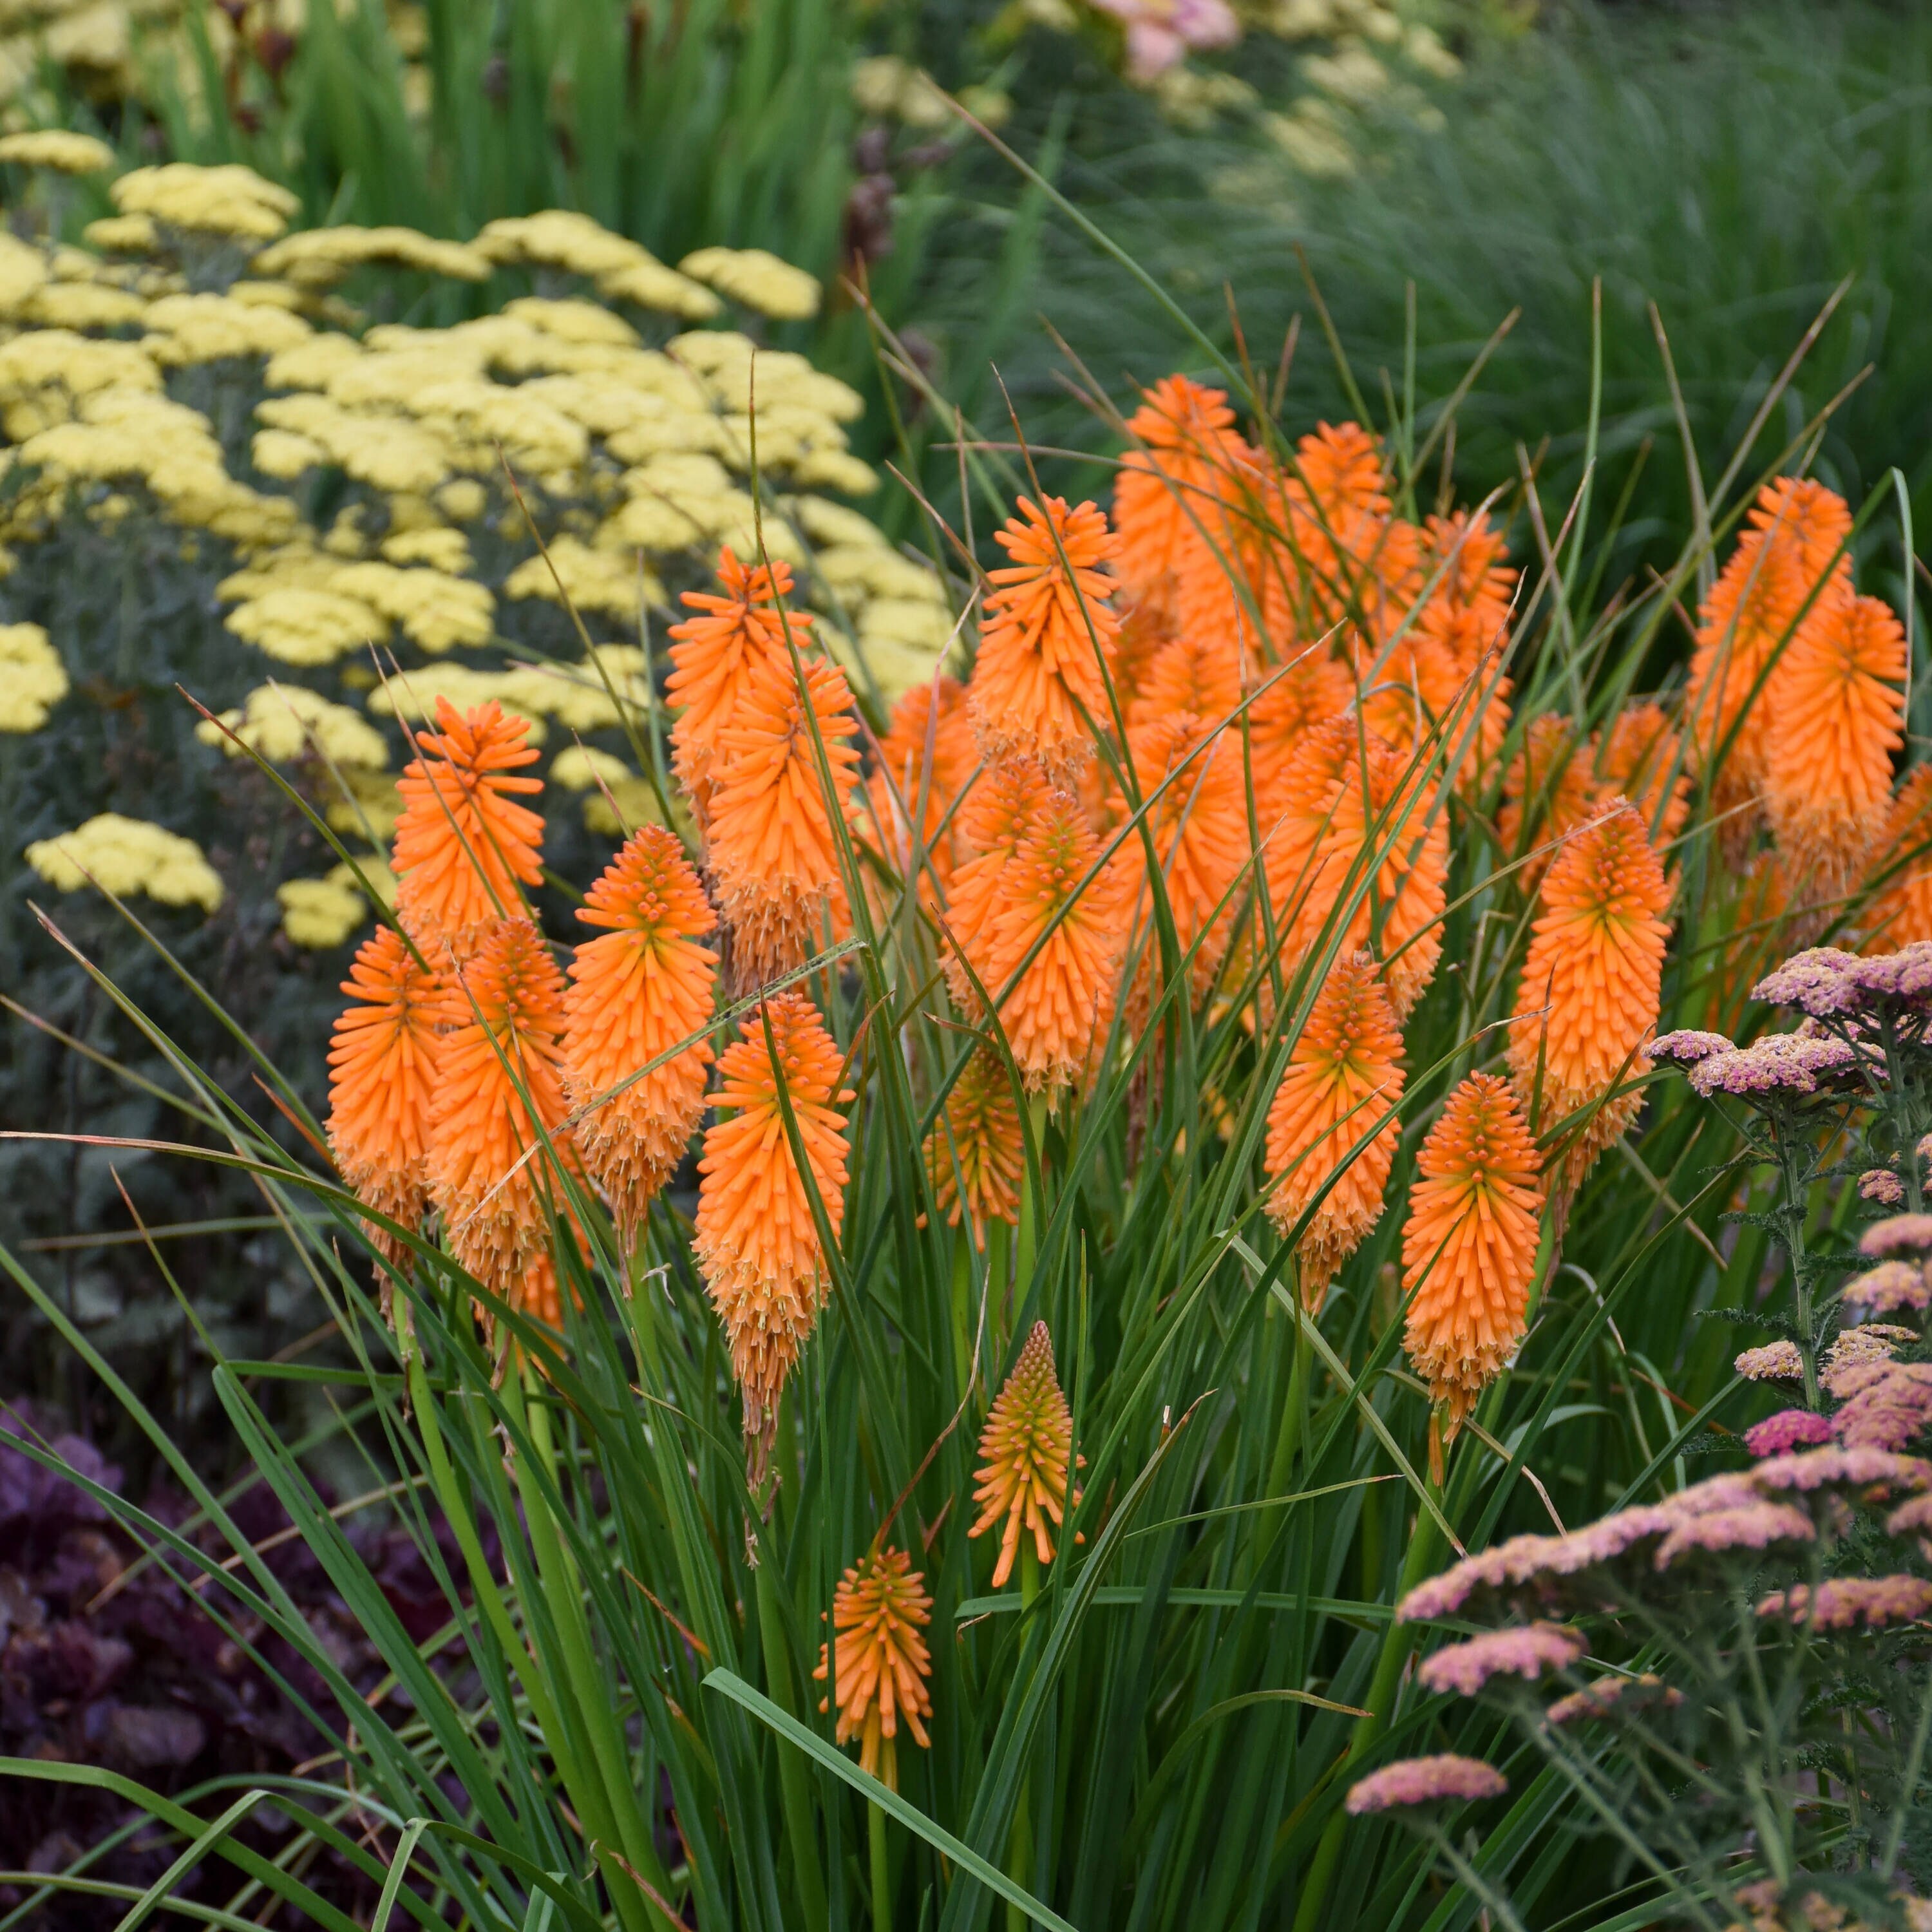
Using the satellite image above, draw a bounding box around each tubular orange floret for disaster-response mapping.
[1862,766,1932,949]
[705,649,862,987]
[1130,632,1243,730]
[813,1546,933,1789]
[1113,374,1243,627]
[1400,1072,1545,1434]
[327,924,441,1281]
[693,990,854,1470]
[871,674,978,893]
[563,826,718,1249]
[1265,950,1406,1311]
[1421,509,1516,622]
[980,785,1130,1093]
[1266,716,1449,1021]
[1122,710,1250,1000]
[1687,477,1853,822]
[943,756,1054,1009]
[1595,701,1691,850]
[666,547,812,820]
[425,916,578,1323]
[1763,592,1907,897]
[969,494,1120,777]
[971,1321,1081,1587]
[1244,649,1356,829]
[925,1046,1026,1247]
[391,697,545,960]
[1507,800,1672,1189]
[1498,713,1596,874]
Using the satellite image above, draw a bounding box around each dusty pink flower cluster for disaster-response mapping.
[1860,1170,1908,1205]
[1745,1408,1834,1456]
[1843,1260,1931,1318]
[1344,1754,1507,1815]
[1756,1575,1932,1629]
[1736,1341,1804,1383]
[1859,1214,1932,1258]
[1545,1672,1681,1725]
[1688,1034,1861,1098]
[1830,1360,1932,1452]
[1752,942,1932,1017]
[1417,1621,1584,1696]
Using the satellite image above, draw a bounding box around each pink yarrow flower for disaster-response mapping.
[1756,1575,1932,1629]
[1417,1622,1585,1696]
[1843,1260,1931,1317]
[1653,1501,1815,1567]
[1861,1170,1908,1206]
[1752,947,1862,1016]
[1861,1215,1932,1258]
[1345,1754,1508,1814]
[1689,1034,1859,1098]
[1088,0,1240,81]
[1823,1325,1915,1396]
[1736,1340,1804,1382]
[1546,1673,1683,1725]
[1745,1408,1834,1457]
[1751,1446,1932,1493]
[1848,942,1932,1003]
[1833,1362,1932,1452]
[1649,1030,1734,1065]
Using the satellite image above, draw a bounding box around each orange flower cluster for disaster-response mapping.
[693,990,853,1466]
[971,1321,1081,1587]
[1401,1072,1545,1432]
[1264,951,1406,1310]
[1508,801,1672,1189]
[926,1048,1026,1247]
[813,1547,933,1788]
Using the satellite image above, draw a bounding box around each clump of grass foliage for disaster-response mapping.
[4,169,1930,1932]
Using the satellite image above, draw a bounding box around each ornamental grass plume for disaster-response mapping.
[327,924,440,1281]
[925,1048,1025,1247]
[1401,1072,1545,1435]
[1267,716,1449,1021]
[562,826,718,1249]
[971,1321,1080,1587]
[425,916,577,1327]
[1761,592,1907,895]
[1687,477,1853,825]
[1863,768,1932,947]
[1507,800,1672,1188]
[943,756,1054,1008]
[1112,374,1242,631]
[693,990,853,1469]
[978,785,1130,1094]
[1264,951,1406,1310]
[968,495,1119,777]
[391,697,545,958]
[813,1546,933,1788]
[666,547,810,820]
[704,650,861,985]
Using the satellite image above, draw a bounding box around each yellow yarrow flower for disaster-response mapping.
[196,681,390,769]
[0,621,66,731]
[0,130,115,175]
[26,813,223,911]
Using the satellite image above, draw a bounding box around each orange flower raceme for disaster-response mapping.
[1687,477,1852,823]
[563,826,717,1249]
[1131,632,1242,730]
[705,650,862,986]
[1762,592,1906,895]
[1265,951,1406,1310]
[667,547,811,819]
[926,1048,1026,1246]
[1113,374,1243,630]
[425,916,577,1324]
[391,699,545,958]
[873,674,978,894]
[979,786,1130,1092]
[943,757,1054,1009]
[1507,802,1672,1189]
[1497,714,1596,873]
[969,495,1120,776]
[327,924,440,1280]
[694,991,853,1468]
[813,1548,933,1788]
[1245,649,1356,831]
[1401,1072,1545,1433]
[971,1321,1080,1587]
[1595,702,1690,850]
[1863,767,1932,949]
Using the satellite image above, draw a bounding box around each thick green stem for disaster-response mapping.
[1772,1124,1821,1408]
[869,1760,893,1932]
[755,1555,829,1932]
[951,1229,974,1404]
[1006,1544,1042,1932]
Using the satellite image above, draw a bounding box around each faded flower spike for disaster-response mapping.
[971,1321,1082,1588]
[813,1546,934,1789]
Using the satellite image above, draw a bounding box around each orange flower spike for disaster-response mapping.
[1113,374,1242,618]
[1507,801,1672,1189]
[874,675,978,892]
[1130,632,1243,730]
[1420,510,1517,625]
[943,757,1054,1007]
[391,699,545,959]
[1862,766,1932,949]
[925,1048,1025,1247]
[705,651,862,985]
[666,547,811,816]
[1595,701,1690,849]
[327,925,441,1275]
[693,991,854,1467]
[1399,1072,1545,1434]
[981,787,1130,1094]
[1264,951,1406,1311]
[1687,477,1852,813]
[1763,592,1906,894]
[1244,650,1356,830]
[813,1548,934,1788]
[971,1321,1082,1587]
[564,826,718,1247]
[1498,714,1596,873]
[425,917,577,1315]
[969,494,1120,777]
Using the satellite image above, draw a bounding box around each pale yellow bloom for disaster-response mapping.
[226,587,388,665]
[0,130,115,174]
[0,621,66,731]
[504,535,662,616]
[83,214,156,255]
[111,164,298,242]
[330,561,495,652]
[196,681,390,768]
[679,246,821,321]
[381,526,472,574]
[26,813,223,911]
[551,744,666,836]
[277,874,368,949]
[143,291,312,365]
[252,225,490,289]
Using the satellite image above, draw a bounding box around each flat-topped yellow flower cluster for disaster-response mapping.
[1,161,952,945]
